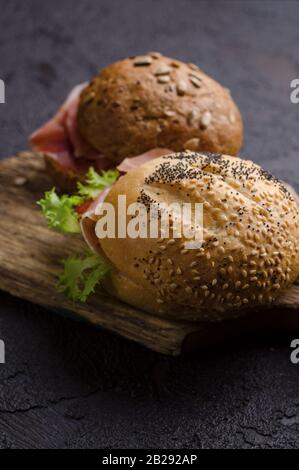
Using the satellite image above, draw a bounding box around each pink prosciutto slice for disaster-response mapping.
[117,148,172,173]
[29,83,112,174]
[30,83,86,155]
[80,186,113,255]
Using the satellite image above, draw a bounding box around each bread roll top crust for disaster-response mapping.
[98,152,299,321]
[78,53,243,163]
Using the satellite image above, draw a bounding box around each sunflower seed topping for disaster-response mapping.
[133,55,153,66]
[177,80,188,95]
[189,77,202,88]
[200,111,212,129]
[189,73,202,88]
[14,176,27,186]
[163,109,176,117]
[149,51,162,59]
[184,138,200,151]
[158,75,170,84]
[186,110,197,126]
[229,112,236,124]
[154,64,172,76]
[188,63,199,71]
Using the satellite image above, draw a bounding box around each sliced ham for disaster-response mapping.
[44,149,113,178]
[117,148,172,173]
[64,87,103,160]
[30,83,86,155]
[29,83,112,174]
[80,186,112,255]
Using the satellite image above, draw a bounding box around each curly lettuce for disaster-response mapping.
[78,167,119,200]
[37,167,118,301]
[37,188,82,234]
[58,251,110,302]
[37,168,119,234]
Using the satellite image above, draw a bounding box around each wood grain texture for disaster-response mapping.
[0,152,199,355]
[0,152,299,357]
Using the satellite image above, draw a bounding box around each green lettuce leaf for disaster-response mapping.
[58,252,110,302]
[38,168,119,234]
[37,188,82,234]
[77,167,119,199]
[37,168,117,301]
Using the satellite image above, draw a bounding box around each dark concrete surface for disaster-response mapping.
[0,0,299,449]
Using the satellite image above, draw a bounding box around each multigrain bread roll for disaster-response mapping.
[84,152,299,321]
[78,53,243,162]
[30,53,243,192]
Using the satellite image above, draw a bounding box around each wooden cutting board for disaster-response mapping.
[0,152,299,355]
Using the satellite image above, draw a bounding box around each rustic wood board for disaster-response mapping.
[0,152,299,356]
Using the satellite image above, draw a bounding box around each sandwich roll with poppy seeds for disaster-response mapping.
[30,53,243,191]
[80,152,299,321]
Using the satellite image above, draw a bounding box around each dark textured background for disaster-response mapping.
[0,0,299,449]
